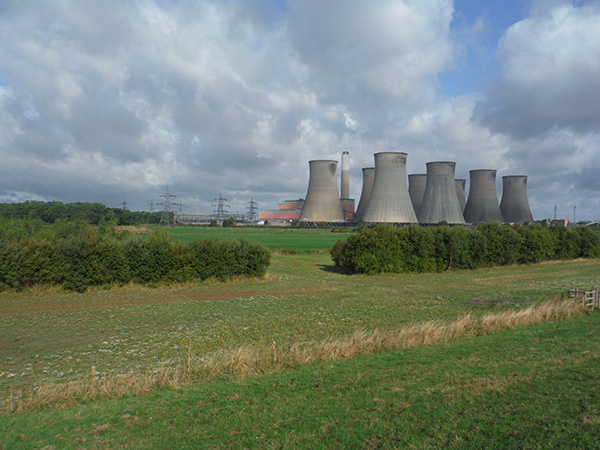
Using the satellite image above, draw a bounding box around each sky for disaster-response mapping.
[1,0,599,221]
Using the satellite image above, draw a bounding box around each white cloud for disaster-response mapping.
[475,1,600,137]
[0,0,598,220]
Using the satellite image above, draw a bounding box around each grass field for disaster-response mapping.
[2,313,599,449]
[1,227,599,447]
[161,225,353,251]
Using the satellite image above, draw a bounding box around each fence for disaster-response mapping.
[568,288,599,310]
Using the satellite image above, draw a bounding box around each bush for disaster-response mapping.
[332,223,600,275]
[0,220,271,292]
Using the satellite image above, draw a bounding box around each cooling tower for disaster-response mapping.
[463,169,504,223]
[362,152,418,224]
[418,162,465,225]
[341,151,350,199]
[408,174,427,216]
[455,179,467,213]
[500,176,534,223]
[353,167,375,223]
[298,160,346,223]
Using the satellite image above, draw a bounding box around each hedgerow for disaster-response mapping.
[0,219,270,292]
[332,223,600,274]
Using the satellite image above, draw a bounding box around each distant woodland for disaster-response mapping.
[0,201,163,225]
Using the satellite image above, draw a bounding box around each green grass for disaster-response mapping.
[160,225,353,251]
[1,254,599,398]
[1,313,598,449]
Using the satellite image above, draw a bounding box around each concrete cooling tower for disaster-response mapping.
[463,169,504,223]
[341,151,350,199]
[408,174,427,216]
[455,179,467,213]
[298,160,346,223]
[500,176,534,223]
[418,162,465,225]
[353,167,375,223]
[362,152,418,224]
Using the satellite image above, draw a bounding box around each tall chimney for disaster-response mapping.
[341,151,350,199]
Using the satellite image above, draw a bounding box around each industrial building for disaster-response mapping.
[417,162,465,225]
[362,152,418,224]
[463,169,504,223]
[500,176,535,224]
[260,151,535,226]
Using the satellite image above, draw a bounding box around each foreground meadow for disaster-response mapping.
[1,240,600,408]
[2,311,599,449]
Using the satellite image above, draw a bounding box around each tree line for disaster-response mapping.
[331,223,600,274]
[0,201,163,225]
[0,219,270,292]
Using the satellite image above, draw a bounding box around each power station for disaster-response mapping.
[354,167,375,224]
[298,160,346,224]
[463,169,504,224]
[408,174,427,216]
[361,152,418,224]
[455,179,467,213]
[500,176,534,224]
[259,151,535,226]
[417,162,465,225]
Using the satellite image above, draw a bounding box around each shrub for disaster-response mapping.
[332,223,600,275]
[0,221,271,292]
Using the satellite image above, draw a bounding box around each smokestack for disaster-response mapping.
[408,174,427,216]
[455,179,467,213]
[418,162,465,225]
[298,160,346,223]
[362,152,418,224]
[500,176,534,223]
[463,169,504,223]
[353,167,375,223]
[341,151,350,199]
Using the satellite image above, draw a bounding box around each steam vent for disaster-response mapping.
[500,175,534,223]
[455,179,467,213]
[418,162,465,225]
[362,152,418,224]
[408,174,427,216]
[463,169,504,223]
[298,160,346,223]
[354,167,375,223]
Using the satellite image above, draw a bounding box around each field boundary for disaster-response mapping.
[569,287,599,309]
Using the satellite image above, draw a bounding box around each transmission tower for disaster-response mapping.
[157,186,179,226]
[247,197,258,222]
[212,192,230,222]
[120,199,128,210]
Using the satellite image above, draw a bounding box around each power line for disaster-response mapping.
[247,197,258,222]
[157,186,179,226]
[212,192,230,221]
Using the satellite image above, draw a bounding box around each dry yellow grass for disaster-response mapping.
[1,298,587,415]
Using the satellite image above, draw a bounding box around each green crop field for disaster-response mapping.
[1,227,599,448]
[153,225,353,251]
